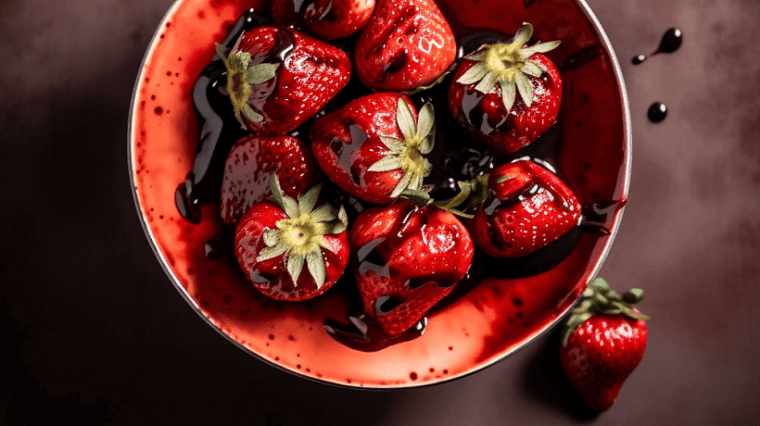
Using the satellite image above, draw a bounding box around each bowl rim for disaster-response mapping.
[127,0,632,390]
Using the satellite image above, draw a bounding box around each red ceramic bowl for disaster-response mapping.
[128,0,631,388]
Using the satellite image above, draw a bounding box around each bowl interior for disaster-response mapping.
[129,0,630,388]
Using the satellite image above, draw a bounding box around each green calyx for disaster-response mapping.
[257,176,348,290]
[368,99,435,198]
[456,23,560,113]
[397,183,474,220]
[562,278,651,346]
[403,71,451,96]
[216,44,277,126]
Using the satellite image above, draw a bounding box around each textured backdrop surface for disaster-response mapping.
[1,0,759,424]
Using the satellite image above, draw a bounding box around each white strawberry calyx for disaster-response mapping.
[456,23,560,113]
[562,278,651,346]
[215,44,278,126]
[256,176,348,290]
[368,99,435,198]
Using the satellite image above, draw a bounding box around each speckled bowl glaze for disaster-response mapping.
[129,0,631,388]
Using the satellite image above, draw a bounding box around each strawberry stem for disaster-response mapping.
[562,278,650,346]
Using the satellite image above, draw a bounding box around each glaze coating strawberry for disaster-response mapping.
[311,93,435,204]
[272,0,376,40]
[448,23,562,156]
[235,177,350,301]
[560,279,650,412]
[219,135,321,228]
[351,199,474,335]
[354,0,456,92]
[467,160,580,258]
[219,26,351,134]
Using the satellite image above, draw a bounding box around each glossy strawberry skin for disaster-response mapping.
[560,314,648,412]
[310,92,415,204]
[235,202,350,301]
[233,26,351,134]
[219,135,320,228]
[469,160,580,258]
[351,199,474,336]
[272,0,376,40]
[448,53,562,156]
[354,0,456,92]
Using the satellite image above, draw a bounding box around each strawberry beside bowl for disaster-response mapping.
[128,0,631,388]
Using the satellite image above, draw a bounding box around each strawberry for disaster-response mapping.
[310,93,436,204]
[354,0,456,92]
[219,134,321,228]
[235,177,350,301]
[560,279,650,412]
[272,0,376,40]
[467,160,580,258]
[448,23,562,156]
[350,198,474,336]
[218,26,351,134]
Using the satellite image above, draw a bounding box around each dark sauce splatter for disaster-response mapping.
[647,102,668,123]
[632,28,683,65]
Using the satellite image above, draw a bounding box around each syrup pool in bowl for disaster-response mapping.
[129,0,630,388]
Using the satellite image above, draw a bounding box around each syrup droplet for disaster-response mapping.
[648,102,668,123]
[632,28,683,65]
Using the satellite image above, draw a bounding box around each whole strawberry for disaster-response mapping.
[466,160,580,258]
[310,93,435,204]
[235,177,350,301]
[218,26,351,134]
[272,0,376,40]
[448,23,562,156]
[560,279,650,412]
[219,135,321,228]
[354,0,456,92]
[351,198,474,336]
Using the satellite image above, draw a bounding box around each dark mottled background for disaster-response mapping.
[1,0,759,424]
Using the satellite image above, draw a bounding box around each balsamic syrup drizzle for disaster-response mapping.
[325,313,427,353]
[177,10,629,352]
[632,28,683,65]
[174,9,271,224]
[559,45,603,72]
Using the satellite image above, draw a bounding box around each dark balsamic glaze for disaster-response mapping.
[581,200,627,235]
[174,9,272,224]
[559,45,603,72]
[278,0,340,30]
[632,28,683,65]
[647,102,668,123]
[204,233,234,259]
[325,312,427,353]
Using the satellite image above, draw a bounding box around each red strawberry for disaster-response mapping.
[350,198,474,336]
[218,26,351,134]
[354,0,456,92]
[448,23,562,156]
[272,0,376,40]
[235,177,350,301]
[219,135,321,228]
[467,160,580,258]
[560,279,650,412]
[310,93,436,204]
